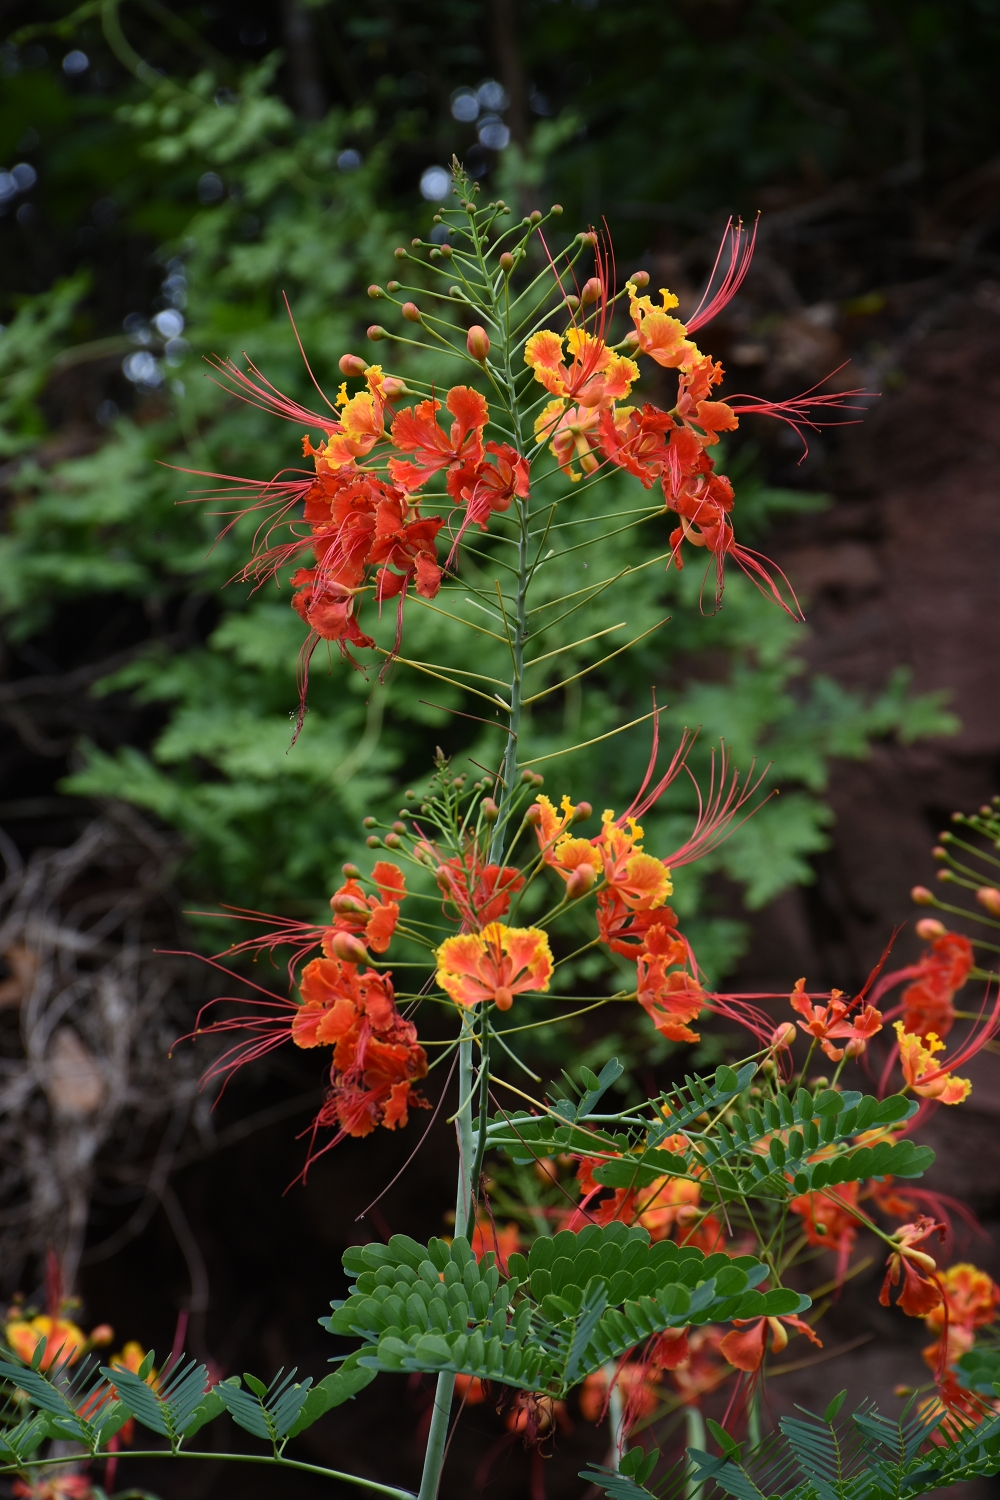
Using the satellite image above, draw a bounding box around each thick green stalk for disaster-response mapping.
[417,1021,475,1500]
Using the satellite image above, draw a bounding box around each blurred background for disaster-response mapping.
[1,1,999,1495]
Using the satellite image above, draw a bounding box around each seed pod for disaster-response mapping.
[338,353,367,377]
[402,302,421,322]
[331,931,369,965]
[467,325,491,361]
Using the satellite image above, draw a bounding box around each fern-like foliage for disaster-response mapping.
[581,1390,1000,1500]
[486,1064,932,1207]
[0,1346,374,1466]
[325,1225,808,1398]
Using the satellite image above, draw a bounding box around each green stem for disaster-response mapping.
[417,1021,475,1500]
[4,1450,414,1500]
[685,1405,707,1500]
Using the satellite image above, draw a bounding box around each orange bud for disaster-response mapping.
[525,804,542,826]
[387,280,401,292]
[911,886,935,905]
[550,204,563,216]
[499,252,514,272]
[564,294,580,311]
[565,863,596,899]
[467,325,491,361]
[529,210,542,224]
[394,246,407,259]
[392,821,406,833]
[977,886,1000,917]
[368,284,384,299]
[332,893,369,915]
[89,1324,114,1346]
[770,1022,797,1050]
[482,797,499,823]
[339,354,367,377]
[381,375,407,397]
[915,918,947,939]
[844,1038,867,1058]
[933,846,948,860]
[331,931,369,964]
[629,270,650,289]
[620,330,640,350]
[367,325,387,341]
[402,302,421,322]
[573,801,592,822]
[494,985,514,1011]
[384,832,402,849]
[581,277,603,306]
[342,862,361,877]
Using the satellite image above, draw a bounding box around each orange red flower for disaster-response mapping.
[524,328,638,410]
[436,924,553,1011]
[922,1262,1000,1374]
[790,979,883,1061]
[387,386,489,491]
[4,1314,87,1370]
[880,1216,946,1318]
[326,861,406,956]
[900,931,974,1042]
[895,1021,972,1104]
[636,924,704,1043]
[718,1314,821,1373]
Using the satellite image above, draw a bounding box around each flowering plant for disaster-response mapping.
[3,164,1000,1500]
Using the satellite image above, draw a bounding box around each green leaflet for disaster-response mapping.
[583,1397,1000,1500]
[215,1369,313,1446]
[325,1226,807,1398]
[489,1079,929,1207]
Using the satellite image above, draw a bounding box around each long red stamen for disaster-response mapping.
[687,216,759,334]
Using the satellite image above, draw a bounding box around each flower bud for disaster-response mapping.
[581,277,603,306]
[550,203,563,216]
[439,244,453,258]
[844,1038,867,1059]
[436,868,453,892]
[525,804,542,826]
[573,801,592,822]
[392,821,407,833]
[564,294,580,311]
[339,353,367,377]
[367,325,387,341]
[429,247,441,260]
[332,893,369,915]
[977,886,1000,916]
[493,985,514,1011]
[384,832,402,849]
[911,885,935,905]
[89,1324,114,1346]
[770,1022,797,1051]
[620,330,640,350]
[565,863,596,899]
[368,284,384,299]
[499,252,514,273]
[331,931,369,964]
[363,817,377,828]
[521,769,536,783]
[366,835,381,848]
[482,797,499,822]
[342,862,362,877]
[529,210,542,224]
[394,246,407,259]
[629,270,650,289]
[387,280,401,292]
[402,302,421,322]
[467,325,491,361]
[937,869,955,882]
[578,231,598,246]
[381,375,407,397]
[411,237,422,247]
[933,846,947,860]
[915,918,947,939]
